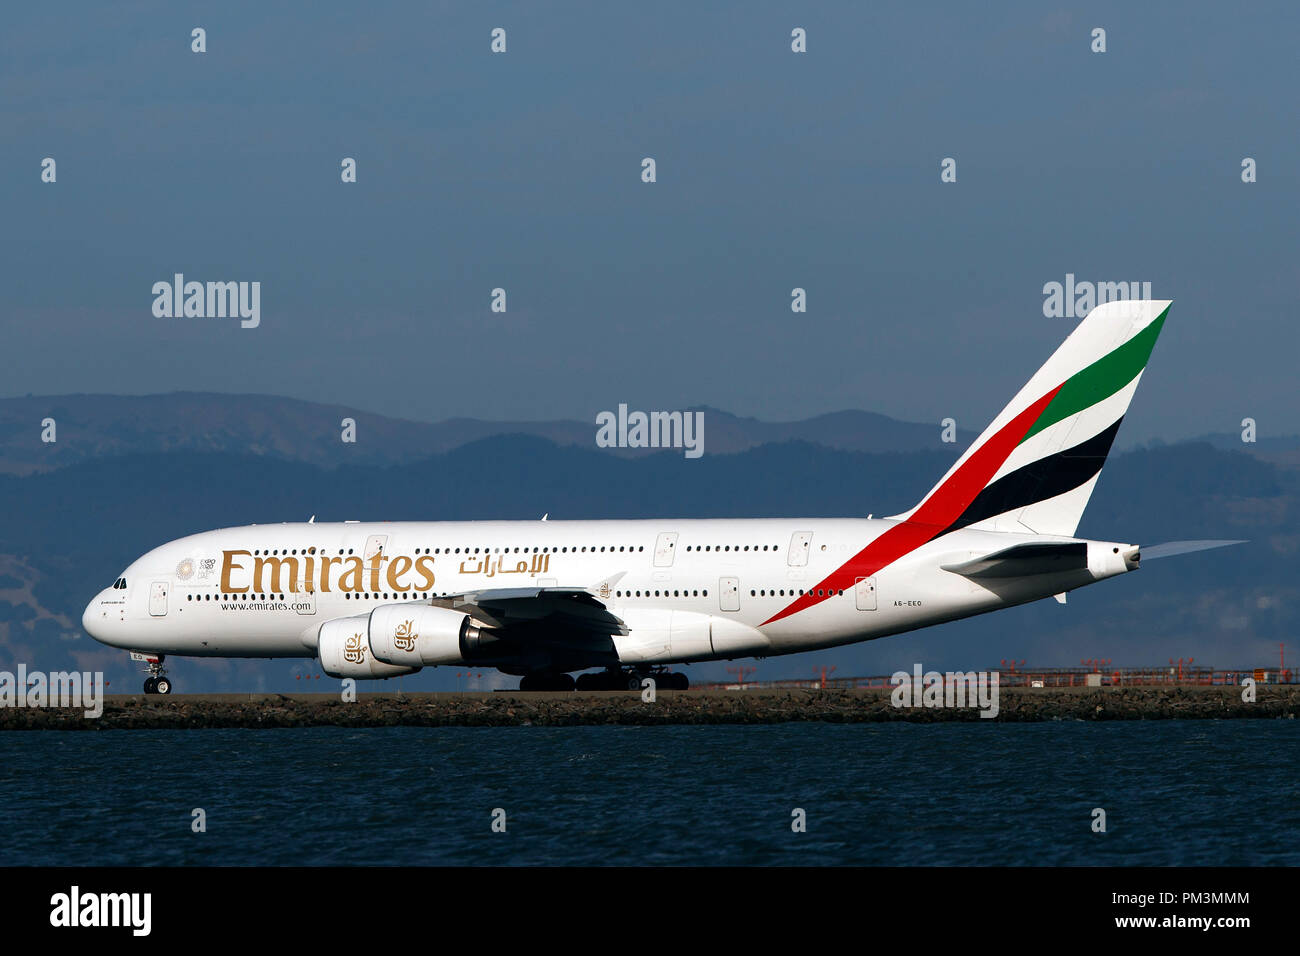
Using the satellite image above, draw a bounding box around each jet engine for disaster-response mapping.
[367,604,496,666]
[317,615,421,679]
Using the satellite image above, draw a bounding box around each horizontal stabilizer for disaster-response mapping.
[1139,539,1246,561]
[942,542,1087,578]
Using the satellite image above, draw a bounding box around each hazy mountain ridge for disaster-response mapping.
[1187,431,1300,470]
[0,393,980,475]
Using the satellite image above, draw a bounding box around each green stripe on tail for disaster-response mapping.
[1020,304,1170,445]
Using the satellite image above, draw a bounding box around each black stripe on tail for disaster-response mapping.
[939,417,1124,536]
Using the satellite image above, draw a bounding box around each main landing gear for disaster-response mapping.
[141,656,172,695]
[518,668,690,692]
[574,669,689,691]
[518,672,575,692]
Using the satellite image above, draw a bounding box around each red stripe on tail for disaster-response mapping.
[761,384,1062,625]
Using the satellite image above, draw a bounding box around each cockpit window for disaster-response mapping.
[113,578,127,589]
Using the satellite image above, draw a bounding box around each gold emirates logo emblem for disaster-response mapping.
[393,620,418,652]
[343,632,367,664]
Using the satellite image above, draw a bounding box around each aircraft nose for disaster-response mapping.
[82,593,108,642]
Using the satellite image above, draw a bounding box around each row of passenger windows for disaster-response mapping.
[252,547,425,557]
[450,545,645,554]
[609,588,839,599]
[616,590,709,598]
[685,545,780,552]
[250,546,648,556]
[187,587,834,603]
[188,592,439,602]
[245,543,786,557]
[753,588,842,597]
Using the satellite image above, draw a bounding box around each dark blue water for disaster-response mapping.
[2,721,1296,865]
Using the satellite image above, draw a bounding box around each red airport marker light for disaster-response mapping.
[726,665,756,686]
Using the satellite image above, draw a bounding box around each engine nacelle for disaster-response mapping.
[368,604,489,666]
[317,615,421,679]
[613,609,770,664]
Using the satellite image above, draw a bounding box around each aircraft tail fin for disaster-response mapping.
[892,299,1171,537]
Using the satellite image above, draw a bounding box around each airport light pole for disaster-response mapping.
[726,665,756,687]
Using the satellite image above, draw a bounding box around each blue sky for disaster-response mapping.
[2,1,1295,444]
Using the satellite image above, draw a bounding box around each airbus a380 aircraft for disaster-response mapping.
[83,299,1237,693]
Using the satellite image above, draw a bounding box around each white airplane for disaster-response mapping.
[82,299,1238,693]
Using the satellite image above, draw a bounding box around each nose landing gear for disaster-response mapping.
[138,655,172,695]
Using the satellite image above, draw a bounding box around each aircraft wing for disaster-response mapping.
[941,542,1088,578]
[450,586,628,635]
[434,572,631,653]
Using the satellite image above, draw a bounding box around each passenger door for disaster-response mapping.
[363,535,388,562]
[854,576,877,611]
[653,532,679,568]
[788,532,813,567]
[149,580,169,617]
[719,576,740,612]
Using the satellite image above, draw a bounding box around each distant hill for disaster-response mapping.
[0,393,978,475]
[0,433,1295,692]
[1187,431,1300,470]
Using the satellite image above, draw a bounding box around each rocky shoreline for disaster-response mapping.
[2,686,1298,730]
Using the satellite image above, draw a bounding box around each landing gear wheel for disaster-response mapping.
[577,670,628,691]
[520,673,576,692]
[577,669,682,691]
[137,654,169,694]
